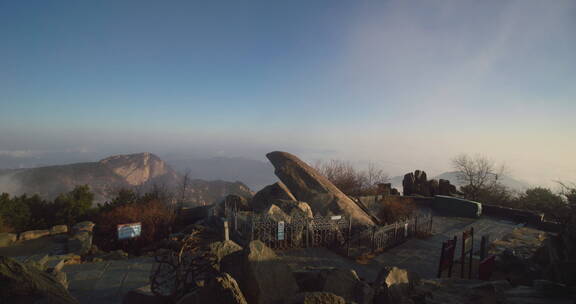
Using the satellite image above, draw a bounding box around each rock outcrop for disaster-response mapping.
[373,266,419,304]
[403,170,459,197]
[99,152,174,186]
[251,182,297,211]
[266,151,374,227]
[68,221,95,255]
[221,240,299,304]
[177,273,247,304]
[209,240,243,265]
[0,256,79,304]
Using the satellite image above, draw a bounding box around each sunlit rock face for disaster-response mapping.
[99,152,172,186]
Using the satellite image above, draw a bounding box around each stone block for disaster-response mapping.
[19,229,50,241]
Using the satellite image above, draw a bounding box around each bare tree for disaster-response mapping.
[314,160,389,197]
[452,154,506,201]
[178,169,192,211]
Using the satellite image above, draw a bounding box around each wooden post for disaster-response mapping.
[224,221,229,241]
[305,219,309,248]
[250,218,255,241]
[480,235,487,260]
[469,227,474,279]
[234,211,238,232]
[448,236,456,277]
[371,226,377,252]
[347,217,352,257]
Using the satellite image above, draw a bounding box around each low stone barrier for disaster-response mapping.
[482,204,543,225]
[50,225,68,235]
[432,195,482,218]
[0,232,17,247]
[19,229,51,241]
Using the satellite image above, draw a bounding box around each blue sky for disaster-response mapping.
[1,0,575,186]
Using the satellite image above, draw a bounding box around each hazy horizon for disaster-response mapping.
[1,1,575,189]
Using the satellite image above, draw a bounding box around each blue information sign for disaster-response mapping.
[117,222,142,240]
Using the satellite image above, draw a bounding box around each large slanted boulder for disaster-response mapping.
[266,151,374,227]
[221,240,299,304]
[251,182,297,211]
[0,256,79,304]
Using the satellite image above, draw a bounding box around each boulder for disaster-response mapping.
[290,292,346,304]
[265,204,292,223]
[373,267,418,304]
[221,240,299,304]
[266,151,374,227]
[432,196,482,218]
[71,221,95,233]
[428,179,439,196]
[438,179,452,196]
[209,240,243,264]
[222,194,252,213]
[251,182,297,212]
[0,232,17,247]
[273,199,314,219]
[19,229,50,241]
[50,225,69,235]
[402,173,416,196]
[123,285,172,304]
[177,273,247,304]
[0,256,79,304]
[321,269,373,304]
[67,231,92,255]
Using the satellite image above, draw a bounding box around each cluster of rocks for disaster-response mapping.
[205,151,376,228]
[377,183,400,196]
[126,239,421,304]
[402,170,458,197]
[0,224,69,248]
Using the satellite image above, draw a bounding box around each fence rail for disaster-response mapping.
[225,207,433,257]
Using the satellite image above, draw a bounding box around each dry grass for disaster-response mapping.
[94,199,175,253]
[377,196,416,224]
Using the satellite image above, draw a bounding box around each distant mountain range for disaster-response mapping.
[165,156,276,191]
[0,153,253,205]
[390,171,531,193]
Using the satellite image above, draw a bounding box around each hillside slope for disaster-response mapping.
[0,153,252,205]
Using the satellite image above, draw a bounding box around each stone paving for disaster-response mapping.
[279,215,527,281]
[4,214,532,304]
[62,257,155,304]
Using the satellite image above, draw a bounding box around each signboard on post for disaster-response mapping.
[278,221,285,241]
[461,227,474,279]
[117,222,142,240]
[437,236,457,278]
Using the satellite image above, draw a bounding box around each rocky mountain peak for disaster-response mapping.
[99,152,172,186]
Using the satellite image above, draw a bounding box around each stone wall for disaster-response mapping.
[482,204,561,232]
[432,195,482,218]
